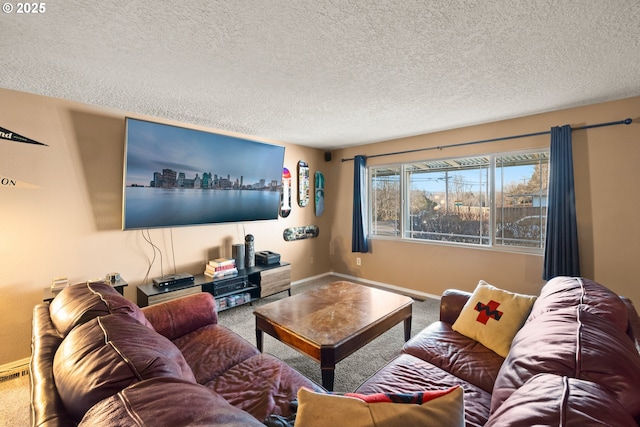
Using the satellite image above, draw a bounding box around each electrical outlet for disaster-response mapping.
[356,257,361,266]
[310,257,314,264]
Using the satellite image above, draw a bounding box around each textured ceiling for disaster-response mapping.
[1,1,639,149]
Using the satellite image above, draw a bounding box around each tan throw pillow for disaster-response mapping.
[294,386,464,427]
[452,280,537,358]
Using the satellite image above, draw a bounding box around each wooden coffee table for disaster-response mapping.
[254,280,413,391]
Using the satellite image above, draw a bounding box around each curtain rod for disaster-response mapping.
[341,117,633,162]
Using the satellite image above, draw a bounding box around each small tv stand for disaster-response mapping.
[137,262,291,310]
[43,279,128,303]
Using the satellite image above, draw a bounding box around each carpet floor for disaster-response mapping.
[0,371,30,427]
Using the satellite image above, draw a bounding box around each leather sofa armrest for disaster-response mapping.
[440,289,472,325]
[31,304,75,427]
[141,292,218,340]
[621,296,640,354]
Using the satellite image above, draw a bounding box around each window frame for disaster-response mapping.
[367,148,549,254]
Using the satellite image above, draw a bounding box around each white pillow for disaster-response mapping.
[452,280,536,357]
[294,386,464,427]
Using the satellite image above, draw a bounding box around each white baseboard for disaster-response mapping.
[295,271,440,301]
[291,271,333,287]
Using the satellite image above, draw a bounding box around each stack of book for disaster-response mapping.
[204,258,238,279]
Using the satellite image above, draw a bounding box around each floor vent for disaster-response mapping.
[0,361,30,383]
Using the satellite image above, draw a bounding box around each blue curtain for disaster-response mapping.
[543,125,580,280]
[352,155,369,253]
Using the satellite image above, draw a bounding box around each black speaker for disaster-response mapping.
[324,151,332,162]
[232,244,245,270]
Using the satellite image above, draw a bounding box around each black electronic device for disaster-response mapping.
[210,276,248,296]
[153,273,195,288]
[255,250,281,265]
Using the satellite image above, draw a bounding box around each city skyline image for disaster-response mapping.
[124,118,285,188]
[123,118,285,229]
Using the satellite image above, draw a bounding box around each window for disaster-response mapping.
[370,166,401,237]
[369,150,549,251]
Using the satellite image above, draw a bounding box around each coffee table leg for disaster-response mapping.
[321,364,335,392]
[404,316,412,341]
[256,328,263,352]
[320,347,336,391]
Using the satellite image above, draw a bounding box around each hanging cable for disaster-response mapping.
[170,228,177,275]
[141,229,164,282]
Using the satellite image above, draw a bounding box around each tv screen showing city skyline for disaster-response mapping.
[122,117,285,230]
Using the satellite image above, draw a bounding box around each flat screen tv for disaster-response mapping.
[122,117,285,230]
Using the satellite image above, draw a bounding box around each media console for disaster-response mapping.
[136,262,291,310]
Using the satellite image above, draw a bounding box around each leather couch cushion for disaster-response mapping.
[173,323,259,384]
[78,377,265,426]
[205,353,324,422]
[356,353,491,427]
[294,386,464,427]
[528,276,628,331]
[49,281,153,335]
[402,321,504,393]
[486,373,637,426]
[54,313,196,422]
[491,306,640,418]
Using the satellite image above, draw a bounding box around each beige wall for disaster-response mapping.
[330,96,640,302]
[2,88,638,365]
[0,88,330,364]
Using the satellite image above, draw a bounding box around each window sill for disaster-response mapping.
[369,235,544,256]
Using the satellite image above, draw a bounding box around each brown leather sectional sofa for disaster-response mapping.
[30,281,323,426]
[31,276,640,426]
[356,276,640,426]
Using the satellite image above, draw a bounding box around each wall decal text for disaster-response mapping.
[1,175,40,188]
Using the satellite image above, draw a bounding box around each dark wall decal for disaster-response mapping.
[0,126,48,146]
